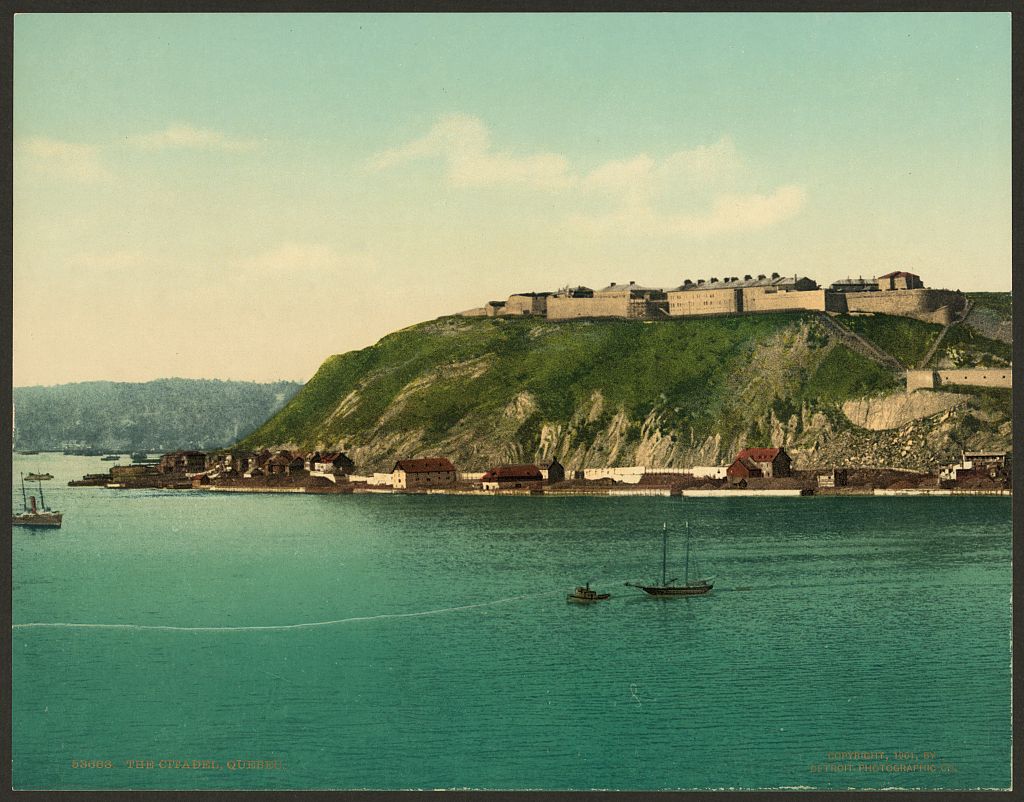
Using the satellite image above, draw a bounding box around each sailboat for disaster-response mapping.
[12,472,63,528]
[625,522,713,596]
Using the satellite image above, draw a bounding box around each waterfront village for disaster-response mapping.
[66,268,1010,498]
[68,446,1011,498]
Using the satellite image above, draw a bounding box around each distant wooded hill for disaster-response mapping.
[13,379,303,452]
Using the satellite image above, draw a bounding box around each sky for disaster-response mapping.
[12,12,1012,386]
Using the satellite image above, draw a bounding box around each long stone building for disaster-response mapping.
[666,273,823,316]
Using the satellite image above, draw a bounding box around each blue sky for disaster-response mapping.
[13,12,1011,384]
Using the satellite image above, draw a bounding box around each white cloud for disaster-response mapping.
[573,138,802,237]
[579,138,742,201]
[706,185,807,233]
[369,116,804,237]
[368,114,574,190]
[129,124,260,152]
[19,137,111,181]
[581,155,656,205]
[571,185,808,238]
[661,136,743,182]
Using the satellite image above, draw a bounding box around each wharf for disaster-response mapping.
[874,488,1010,496]
[681,488,806,497]
[202,484,352,494]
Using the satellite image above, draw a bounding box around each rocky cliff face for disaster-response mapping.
[842,391,968,431]
[241,311,1010,473]
[324,388,1007,475]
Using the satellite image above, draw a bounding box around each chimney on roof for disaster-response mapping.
[710,276,718,283]
[629,280,635,285]
[744,274,752,280]
[610,282,616,287]
[683,279,692,285]
[771,272,780,279]
[757,274,766,280]
[697,279,705,285]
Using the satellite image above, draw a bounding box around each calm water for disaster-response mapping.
[11,455,1011,790]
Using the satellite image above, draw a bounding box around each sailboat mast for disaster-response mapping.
[661,523,667,586]
[685,521,690,585]
[38,479,46,511]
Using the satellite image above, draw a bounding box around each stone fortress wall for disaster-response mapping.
[828,288,966,325]
[906,368,1012,392]
[547,283,668,320]
[504,294,548,316]
[742,287,827,313]
[462,271,969,327]
[547,294,646,320]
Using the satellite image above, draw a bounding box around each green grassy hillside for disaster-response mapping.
[966,292,1012,319]
[837,300,1011,368]
[244,311,992,472]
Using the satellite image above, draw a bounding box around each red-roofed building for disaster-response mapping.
[727,456,763,479]
[392,457,457,489]
[481,464,543,490]
[877,271,924,291]
[726,447,792,479]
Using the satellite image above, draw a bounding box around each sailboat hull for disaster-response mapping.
[627,523,712,598]
[637,583,712,597]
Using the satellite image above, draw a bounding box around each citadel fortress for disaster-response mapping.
[459,270,966,326]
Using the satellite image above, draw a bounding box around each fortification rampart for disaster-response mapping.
[906,368,1012,391]
[742,288,827,313]
[461,281,968,327]
[906,370,937,392]
[836,289,965,325]
[546,296,662,319]
[546,295,629,319]
[503,294,548,316]
[936,369,1012,388]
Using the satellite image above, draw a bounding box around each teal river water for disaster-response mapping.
[11,455,1011,790]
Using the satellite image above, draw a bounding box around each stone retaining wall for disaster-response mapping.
[741,288,826,313]
[906,368,1012,391]
[837,289,965,324]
